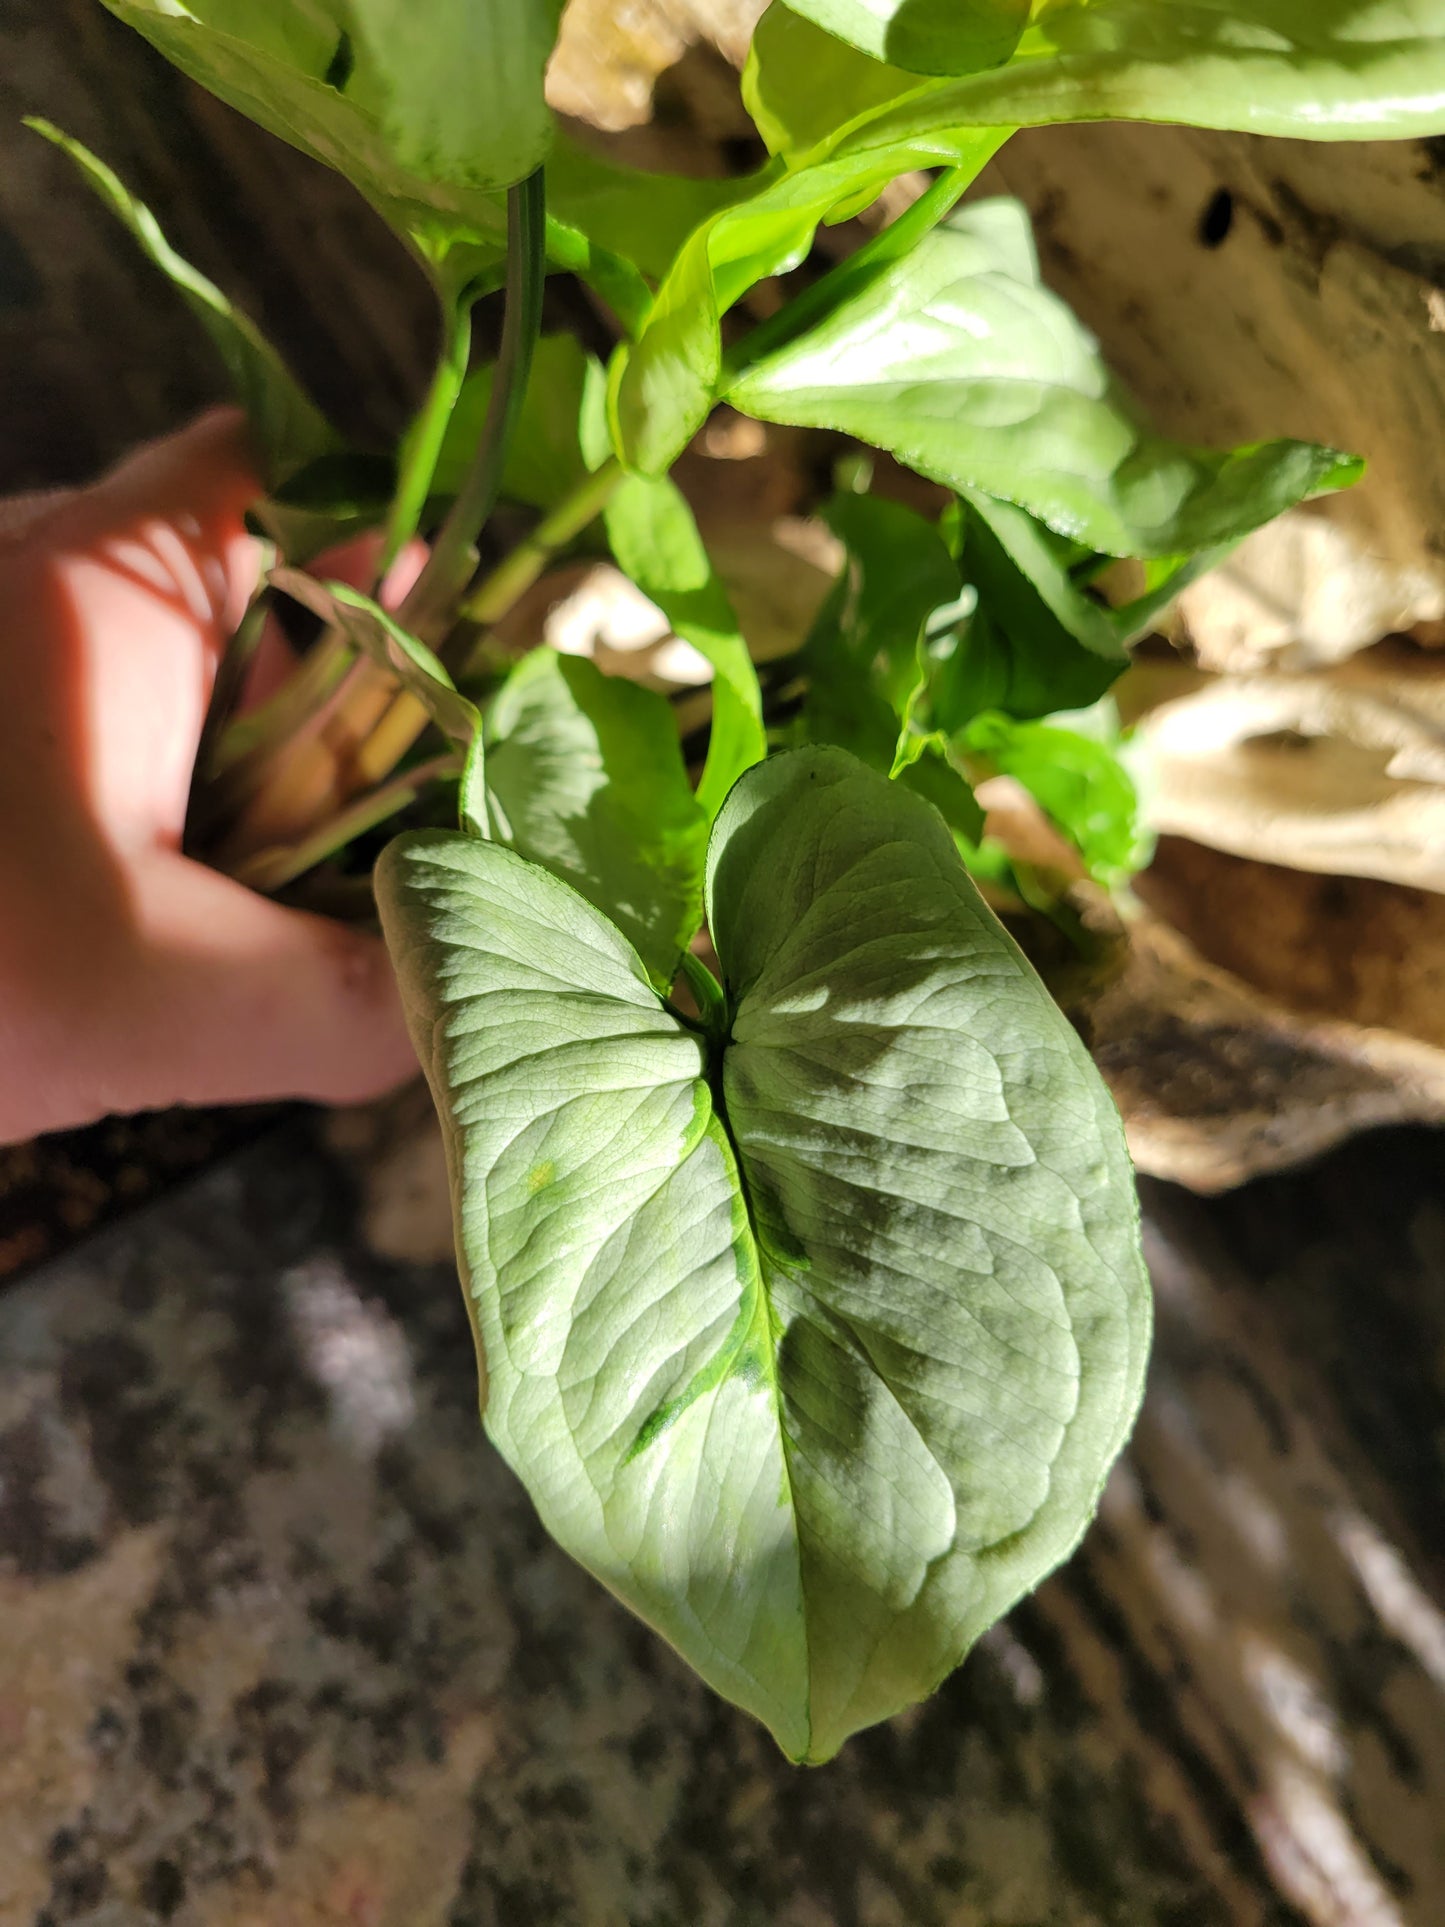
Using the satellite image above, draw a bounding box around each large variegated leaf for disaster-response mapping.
[375,746,1149,1761]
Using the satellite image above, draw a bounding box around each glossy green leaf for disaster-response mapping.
[604,475,766,820]
[609,132,1003,474]
[485,649,709,991]
[783,0,1028,76]
[375,745,1149,1761]
[98,3,749,331]
[845,0,1445,147]
[729,199,1362,558]
[745,5,922,161]
[29,120,334,489]
[959,710,1149,886]
[271,567,488,834]
[433,335,606,511]
[759,0,1445,160]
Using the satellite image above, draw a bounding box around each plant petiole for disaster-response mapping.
[225,748,464,894]
[399,168,547,642]
[456,456,622,669]
[185,550,273,851]
[378,293,474,579]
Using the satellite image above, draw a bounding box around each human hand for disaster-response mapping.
[0,409,418,1144]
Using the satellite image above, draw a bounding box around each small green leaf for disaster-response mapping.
[29,119,334,489]
[782,0,1027,77]
[375,745,1149,1761]
[729,199,1362,558]
[604,475,766,821]
[935,490,1132,725]
[545,133,768,286]
[959,709,1150,887]
[271,567,489,835]
[822,491,961,717]
[789,489,963,772]
[434,335,607,510]
[486,649,709,991]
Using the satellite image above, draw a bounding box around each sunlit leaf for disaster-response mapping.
[604,474,767,820]
[29,119,334,489]
[729,200,1361,558]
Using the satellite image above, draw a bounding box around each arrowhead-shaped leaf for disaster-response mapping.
[29,120,335,490]
[729,199,1361,558]
[375,745,1150,1761]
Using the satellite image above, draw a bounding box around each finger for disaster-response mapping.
[24,411,268,843]
[105,855,420,1114]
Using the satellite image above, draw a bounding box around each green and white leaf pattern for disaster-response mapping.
[376,746,1150,1761]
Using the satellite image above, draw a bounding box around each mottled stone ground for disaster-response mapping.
[3,1120,1445,1925]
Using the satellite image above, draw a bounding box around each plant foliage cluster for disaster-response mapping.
[34,0,1445,1759]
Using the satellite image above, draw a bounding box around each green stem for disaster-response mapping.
[188,632,360,846]
[380,296,474,577]
[399,167,547,641]
[679,950,729,1045]
[227,749,462,894]
[207,623,352,777]
[723,162,977,384]
[455,457,622,673]
[186,552,273,848]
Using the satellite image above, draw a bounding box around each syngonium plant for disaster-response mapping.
[31,0,1445,1760]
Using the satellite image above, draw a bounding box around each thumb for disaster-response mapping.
[105,854,419,1114]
